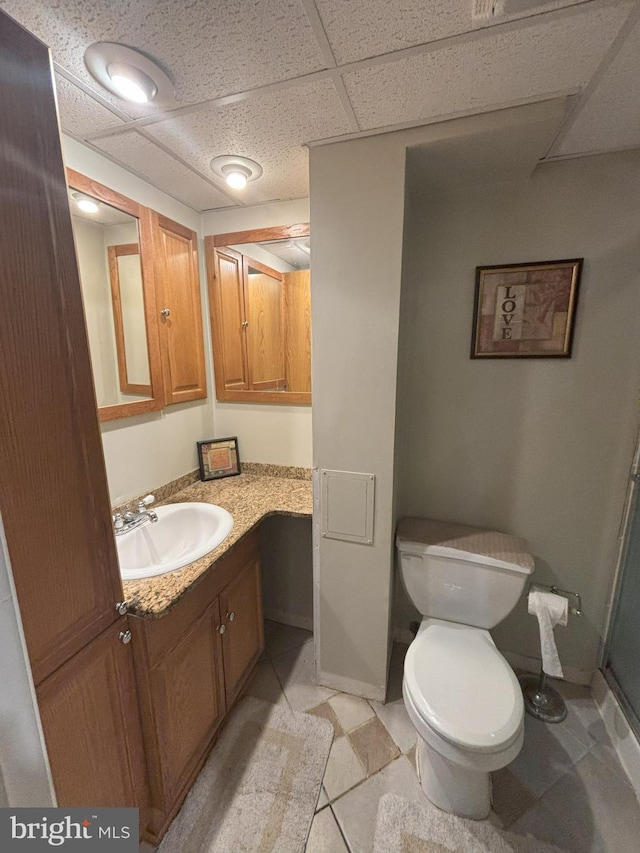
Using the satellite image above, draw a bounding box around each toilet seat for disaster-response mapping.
[404,619,523,754]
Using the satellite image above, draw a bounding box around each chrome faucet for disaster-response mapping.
[112,494,158,536]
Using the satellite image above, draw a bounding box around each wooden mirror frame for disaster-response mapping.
[67,169,163,421]
[205,223,311,405]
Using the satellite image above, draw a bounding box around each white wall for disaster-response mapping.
[395,148,640,679]
[202,199,313,468]
[63,136,215,504]
[0,514,56,807]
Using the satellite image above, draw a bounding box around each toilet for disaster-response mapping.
[396,517,535,820]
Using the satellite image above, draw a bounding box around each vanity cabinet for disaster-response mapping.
[132,531,264,842]
[154,213,207,405]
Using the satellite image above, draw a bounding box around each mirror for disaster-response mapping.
[67,169,162,421]
[206,224,311,405]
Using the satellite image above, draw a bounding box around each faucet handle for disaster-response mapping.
[112,512,124,530]
[136,494,155,512]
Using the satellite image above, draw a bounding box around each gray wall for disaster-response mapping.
[395,149,640,679]
[260,516,313,630]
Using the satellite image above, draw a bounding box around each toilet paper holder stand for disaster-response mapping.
[519,583,582,724]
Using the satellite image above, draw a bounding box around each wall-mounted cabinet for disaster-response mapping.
[206,224,311,405]
[67,170,207,421]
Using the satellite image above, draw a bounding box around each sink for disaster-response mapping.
[116,502,234,581]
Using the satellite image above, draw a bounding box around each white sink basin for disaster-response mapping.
[116,502,234,581]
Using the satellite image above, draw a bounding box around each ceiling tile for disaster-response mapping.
[0,0,328,117]
[54,74,125,138]
[552,18,640,156]
[342,4,629,130]
[144,79,352,204]
[316,0,582,65]
[91,130,235,211]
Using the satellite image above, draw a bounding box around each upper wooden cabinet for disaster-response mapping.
[206,224,311,405]
[67,170,208,419]
[153,214,207,404]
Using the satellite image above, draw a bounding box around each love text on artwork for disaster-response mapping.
[492,284,526,342]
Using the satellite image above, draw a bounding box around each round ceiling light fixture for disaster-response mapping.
[210,155,263,190]
[72,192,99,214]
[84,43,175,105]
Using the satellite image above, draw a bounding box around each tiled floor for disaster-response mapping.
[142,621,640,852]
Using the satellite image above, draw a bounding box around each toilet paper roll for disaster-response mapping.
[528,590,568,679]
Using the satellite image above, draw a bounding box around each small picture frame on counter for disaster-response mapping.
[197,436,241,481]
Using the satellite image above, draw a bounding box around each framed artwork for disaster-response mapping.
[471,259,582,358]
[197,436,241,481]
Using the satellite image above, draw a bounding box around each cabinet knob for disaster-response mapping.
[227,611,235,622]
[161,308,171,317]
[115,601,127,616]
[119,629,132,644]
[218,624,226,635]
[241,321,248,328]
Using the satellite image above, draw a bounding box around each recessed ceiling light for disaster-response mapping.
[84,43,174,105]
[210,155,263,190]
[72,192,99,214]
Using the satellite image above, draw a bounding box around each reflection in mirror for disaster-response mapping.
[69,189,151,407]
[206,225,311,405]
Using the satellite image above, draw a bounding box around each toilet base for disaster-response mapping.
[416,737,492,820]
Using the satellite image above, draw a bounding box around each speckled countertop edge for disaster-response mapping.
[121,469,312,620]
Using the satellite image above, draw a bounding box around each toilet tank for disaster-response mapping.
[396,518,534,629]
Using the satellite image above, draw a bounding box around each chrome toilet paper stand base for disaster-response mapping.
[519,670,567,723]
[519,583,582,724]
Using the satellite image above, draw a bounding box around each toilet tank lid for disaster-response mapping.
[396,517,534,575]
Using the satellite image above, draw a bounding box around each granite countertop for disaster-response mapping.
[121,468,312,620]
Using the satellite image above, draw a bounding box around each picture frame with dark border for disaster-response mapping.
[471,258,583,358]
[197,436,241,481]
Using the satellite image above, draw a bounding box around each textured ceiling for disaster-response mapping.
[2,0,639,212]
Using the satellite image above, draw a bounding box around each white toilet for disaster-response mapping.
[396,517,535,820]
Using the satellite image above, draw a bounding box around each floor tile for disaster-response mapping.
[316,786,329,812]
[245,659,288,707]
[491,765,539,828]
[512,751,640,852]
[348,716,400,776]
[406,744,418,775]
[322,736,367,802]
[332,755,428,853]
[370,696,417,754]
[305,806,349,853]
[508,712,590,798]
[139,843,155,852]
[589,734,634,787]
[308,701,344,738]
[264,619,312,659]
[553,678,608,746]
[328,693,375,732]
[271,639,338,712]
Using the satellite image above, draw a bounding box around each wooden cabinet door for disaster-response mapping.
[154,214,207,404]
[244,258,286,391]
[283,269,312,393]
[37,617,148,820]
[0,10,123,685]
[145,598,226,808]
[220,554,265,706]
[208,246,249,393]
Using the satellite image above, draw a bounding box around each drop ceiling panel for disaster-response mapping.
[552,18,640,156]
[54,74,125,138]
[0,0,327,116]
[143,79,352,205]
[315,0,586,65]
[92,131,234,211]
[343,4,629,130]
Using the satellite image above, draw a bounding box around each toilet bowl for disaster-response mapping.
[396,517,534,820]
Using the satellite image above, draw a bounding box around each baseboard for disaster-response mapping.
[316,670,386,703]
[263,609,313,632]
[592,670,640,799]
[501,650,592,686]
